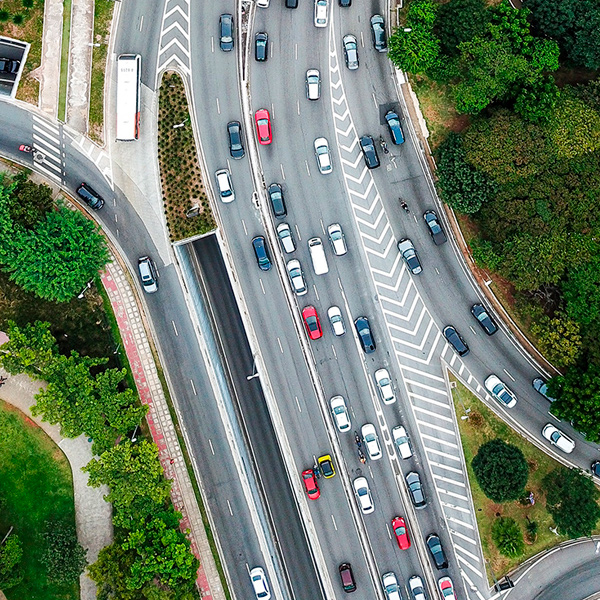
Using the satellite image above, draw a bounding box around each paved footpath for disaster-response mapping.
[0,369,113,600]
[101,257,226,600]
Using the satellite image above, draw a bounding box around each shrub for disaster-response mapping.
[492,517,525,557]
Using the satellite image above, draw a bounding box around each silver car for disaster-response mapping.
[138,256,158,293]
[361,423,382,460]
[314,0,328,27]
[327,306,346,336]
[328,223,347,255]
[375,368,395,405]
[330,395,351,432]
[215,168,235,203]
[277,223,296,253]
[286,259,307,296]
[343,34,359,70]
[392,425,413,459]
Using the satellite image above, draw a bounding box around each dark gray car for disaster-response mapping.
[423,210,447,245]
[406,471,426,508]
[443,325,470,356]
[359,135,380,169]
[255,32,268,61]
[227,121,244,159]
[370,15,387,52]
[219,14,233,51]
[471,303,498,335]
[426,534,448,569]
[76,182,105,210]
[268,183,287,218]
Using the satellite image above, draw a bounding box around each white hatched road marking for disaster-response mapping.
[156,0,191,78]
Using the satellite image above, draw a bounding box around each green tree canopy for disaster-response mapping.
[434,0,489,57]
[548,364,600,442]
[41,521,87,584]
[472,439,528,502]
[7,175,54,229]
[543,468,600,537]
[563,255,600,326]
[0,319,58,376]
[530,313,581,367]
[435,133,498,214]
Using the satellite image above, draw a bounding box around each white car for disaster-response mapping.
[375,368,395,405]
[353,476,374,514]
[256,0,270,6]
[277,223,296,253]
[438,576,456,600]
[286,259,307,296]
[392,425,412,459]
[408,575,426,600]
[327,223,347,255]
[361,423,382,460]
[306,69,321,100]
[249,567,271,600]
[330,395,351,432]
[314,0,328,27]
[542,423,575,453]
[382,572,402,600]
[215,168,235,203]
[327,306,346,336]
[314,137,333,174]
[484,374,517,408]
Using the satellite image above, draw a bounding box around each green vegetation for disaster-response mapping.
[392,0,600,438]
[0,173,110,303]
[472,439,529,503]
[491,517,525,558]
[158,72,216,241]
[88,0,114,142]
[0,400,80,599]
[449,377,598,577]
[543,468,600,538]
[0,0,44,103]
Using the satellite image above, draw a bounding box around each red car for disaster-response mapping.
[392,516,411,550]
[302,469,320,500]
[254,108,272,145]
[302,306,323,340]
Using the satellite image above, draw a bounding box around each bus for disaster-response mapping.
[116,54,141,141]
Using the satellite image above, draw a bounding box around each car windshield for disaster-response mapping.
[307,317,318,331]
[366,433,376,443]
[396,434,407,444]
[258,118,268,127]
[394,524,406,535]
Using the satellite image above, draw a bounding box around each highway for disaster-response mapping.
[1,0,599,598]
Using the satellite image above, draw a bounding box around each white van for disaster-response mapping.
[308,237,329,275]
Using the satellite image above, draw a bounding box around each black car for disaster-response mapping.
[470,303,498,335]
[426,534,448,569]
[423,210,447,245]
[339,0,351,5]
[255,32,268,62]
[0,58,20,74]
[370,15,387,52]
[76,182,105,209]
[354,316,375,353]
[532,377,555,402]
[443,325,469,356]
[592,461,600,477]
[219,14,234,51]
[339,563,356,593]
[227,121,245,159]
[268,183,287,218]
[359,135,380,169]
[252,236,272,271]
[385,110,404,145]
[406,471,426,508]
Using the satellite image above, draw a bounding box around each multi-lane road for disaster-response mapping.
[1,0,600,599]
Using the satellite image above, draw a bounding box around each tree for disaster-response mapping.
[491,517,525,557]
[83,441,172,526]
[0,320,58,377]
[0,534,24,589]
[121,510,199,591]
[88,543,140,600]
[7,176,54,229]
[388,0,440,75]
[41,521,87,584]
[530,313,582,367]
[2,204,110,302]
[547,364,600,442]
[525,0,600,69]
[435,133,498,214]
[472,439,528,502]
[514,76,560,123]
[563,256,600,326]
[543,468,600,537]
[434,0,489,56]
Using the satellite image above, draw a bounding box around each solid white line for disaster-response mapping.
[432,473,466,487]
[403,379,448,396]
[425,447,462,462]
[440,501,471,514]
[447,516,474,530]
[438,488,469,502]
[413,405,453,422]
[450,529,477,545]
[416,419,455,436]
[429,461,465,475]
[408,393,450,409]
[456,554,483,578]
[420,433,458,449]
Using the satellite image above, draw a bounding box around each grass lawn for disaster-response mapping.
[58,0,72,122]
[449,375,583,580]
[0,400,79,600]
[0,0,45,104]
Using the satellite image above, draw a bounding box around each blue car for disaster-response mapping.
[385,110,404,145]
[252,236,271,271]
[354,316,376,353]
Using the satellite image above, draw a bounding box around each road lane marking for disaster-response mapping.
[190,379,197,395]
[139,16,144,31]
[171,320,179,336]
[227,500,233,516]
[295,396,301,412]
[280,164,286,180]
[241,219,248,235]
[331,514,338,530]
[216,97,220,114]
[208,439,215,455]
[277,338,283,353]
[259,279,266,294]
[503,368,516,381]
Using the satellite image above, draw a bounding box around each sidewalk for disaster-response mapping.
[0,370,113,600]
[100,257,226,600]
[38,0,63,116]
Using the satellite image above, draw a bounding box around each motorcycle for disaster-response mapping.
[313,462,322,479]
[358,449,366,464]
[399,199,410,214]
[379,136,389,155]
[19,144,33,153]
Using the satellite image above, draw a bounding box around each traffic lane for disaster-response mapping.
[191,235,323,600]
[113,0,164,90]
